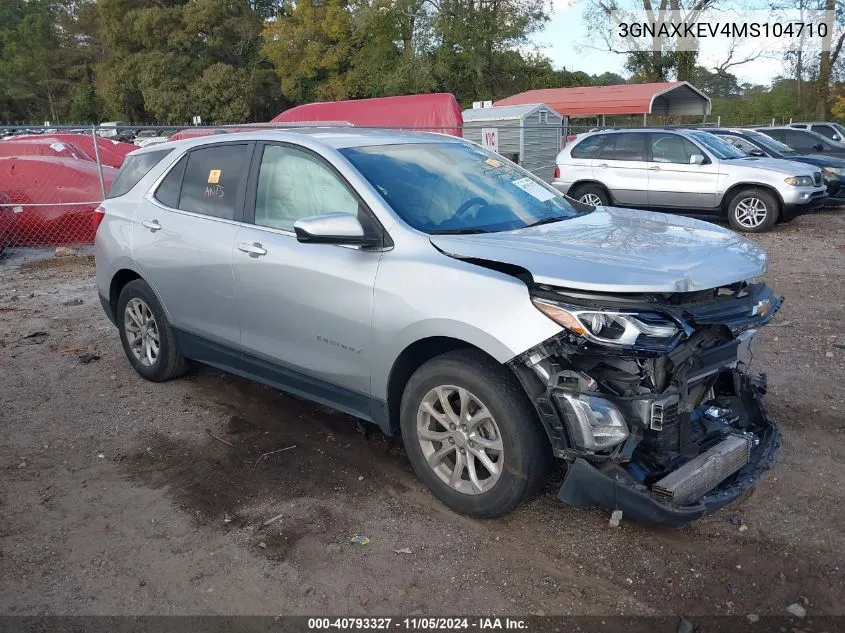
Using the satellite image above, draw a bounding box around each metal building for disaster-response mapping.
[462,104,563,182]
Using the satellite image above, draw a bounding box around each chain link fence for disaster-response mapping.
[0,118,786,252]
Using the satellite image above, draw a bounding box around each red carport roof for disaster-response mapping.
[495,82,711,117]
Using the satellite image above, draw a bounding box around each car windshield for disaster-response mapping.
[744,130,798,155]
[340,142,584,234]
[687,131,747,159]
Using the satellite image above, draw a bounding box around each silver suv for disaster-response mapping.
[553,128,827,232]
[96,129,781,526]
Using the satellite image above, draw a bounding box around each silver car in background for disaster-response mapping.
[95,129,781,527]
[553,128,827,232]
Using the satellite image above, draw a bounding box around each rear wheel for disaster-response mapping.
[570,184,610,207]
[117,279,189,382]
[399,349,551,518]
[727,188,779,233]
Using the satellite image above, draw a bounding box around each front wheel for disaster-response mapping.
[727,188,779,233]
[399,350,551,518]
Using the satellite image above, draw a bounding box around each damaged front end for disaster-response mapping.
[509,281,783,527]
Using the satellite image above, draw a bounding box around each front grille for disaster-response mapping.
[814,171,823,186]
[653,435,751,505]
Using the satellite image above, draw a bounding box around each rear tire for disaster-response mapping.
[117,279,189,382]
[570,184,610,207]
[399,349,552,518]
[727,188,779,233]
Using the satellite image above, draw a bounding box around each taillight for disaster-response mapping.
[553,165,560,179]
[92,205,106,234]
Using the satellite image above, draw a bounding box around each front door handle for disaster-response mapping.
[238,242,267,257]
[650,165,661,171]
[597,163,608,168]
[142,219,161,232]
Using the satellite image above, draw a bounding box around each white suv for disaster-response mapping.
[553,128,828,232]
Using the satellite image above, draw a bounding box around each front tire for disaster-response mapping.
[399,349,551,518]
[117,279,189,382]
[727,188,779,233]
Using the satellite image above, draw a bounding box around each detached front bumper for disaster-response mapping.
[557,384,781,528]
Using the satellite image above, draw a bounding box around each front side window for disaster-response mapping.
[178,144,249,220]
[599,133,645,161]
[340,142,584,235]
[255,145,359,232]
[650,134,702,164]
[811,124,839,140]
[570,135,603,159]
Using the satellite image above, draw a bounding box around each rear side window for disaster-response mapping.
[106,149,171,199]
[570,135,604,158]
[178,144,249,220]
[600,133,645,161]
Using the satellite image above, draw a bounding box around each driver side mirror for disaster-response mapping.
[294,213,380,247]
[689,154,706,165]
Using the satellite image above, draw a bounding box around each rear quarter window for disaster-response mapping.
[106,149,172,199]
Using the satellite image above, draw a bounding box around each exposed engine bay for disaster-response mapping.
[510,280,783,527]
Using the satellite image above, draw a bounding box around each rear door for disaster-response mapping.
[593,132,649,206]
[231,142,384,413]
[132,142,253,345]
[647,133,719,211]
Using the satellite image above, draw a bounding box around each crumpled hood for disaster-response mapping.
[430,207,768,293]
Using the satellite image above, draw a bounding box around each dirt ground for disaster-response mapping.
[0,212,843,619]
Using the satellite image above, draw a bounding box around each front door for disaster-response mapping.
[647,133,719,211]
[233,143,383,416]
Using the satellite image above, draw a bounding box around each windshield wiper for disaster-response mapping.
[429,227,490,235]
[525,216,568,228]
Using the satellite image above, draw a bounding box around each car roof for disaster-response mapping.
[128,127,460,156]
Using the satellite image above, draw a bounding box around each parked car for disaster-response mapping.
[789,121,845,143]
[95,130,782,527]
[552,128,827,232]
[711,128,845,207]
[756,127,845,158]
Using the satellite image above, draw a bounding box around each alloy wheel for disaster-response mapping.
[416,385,504,495]
[580,193,603,206]
[124,297,160,367]
[734,197,768,228]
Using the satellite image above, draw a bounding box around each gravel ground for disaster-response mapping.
[0,212,843,618]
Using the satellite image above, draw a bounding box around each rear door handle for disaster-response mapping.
[142,219,161,232]
[650,166,661,171]
[238,242,267,257]
[597,163,608,168]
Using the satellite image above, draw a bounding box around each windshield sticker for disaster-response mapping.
[512,177,555,202]
[485,158,503,168]
[207,169,221,184]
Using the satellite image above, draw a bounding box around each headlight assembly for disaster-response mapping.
[531,298,680,346]
[784,175,815,186]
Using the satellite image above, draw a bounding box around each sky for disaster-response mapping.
[531,0,792,86]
